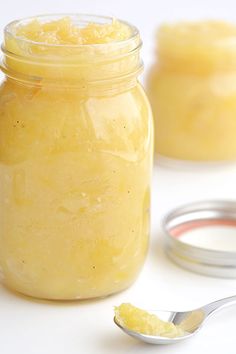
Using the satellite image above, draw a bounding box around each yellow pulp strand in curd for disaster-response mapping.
[148,21,236,161]
[115,303,185,338]
[0,17,153,299]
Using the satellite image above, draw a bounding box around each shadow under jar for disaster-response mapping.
[0,14,153,300]
[148,21,236,163]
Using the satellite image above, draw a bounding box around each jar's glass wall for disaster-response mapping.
[0,14,153,300]
[148,21,236,162]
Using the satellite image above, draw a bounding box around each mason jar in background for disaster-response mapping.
[0,14,153,300]
[148,21,236,162]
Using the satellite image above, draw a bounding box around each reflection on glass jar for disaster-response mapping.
[0,14,153,300]
[148,21,236,162]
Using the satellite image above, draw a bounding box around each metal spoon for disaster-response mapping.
[114,295,236,345]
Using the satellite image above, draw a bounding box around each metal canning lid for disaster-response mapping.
[163,200,236,278]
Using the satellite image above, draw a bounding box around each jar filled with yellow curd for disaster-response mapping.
[148,21,236,162]
[0,14,153,300]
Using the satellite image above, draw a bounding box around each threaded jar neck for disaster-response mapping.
[1,14,143,87]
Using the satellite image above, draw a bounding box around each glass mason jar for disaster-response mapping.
[0,14,153,300]
[148,21,236,162]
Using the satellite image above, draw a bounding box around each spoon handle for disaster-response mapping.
[202,295,236,317]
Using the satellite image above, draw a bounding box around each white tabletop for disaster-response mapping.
[1,162,236,354]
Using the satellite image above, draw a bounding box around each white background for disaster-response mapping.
[1,1,236,353]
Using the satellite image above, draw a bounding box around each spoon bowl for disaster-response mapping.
[114,295,236,345]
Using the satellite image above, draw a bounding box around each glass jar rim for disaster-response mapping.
[4,13,139,50]
[156,20,236,73]
[1,14,143,88]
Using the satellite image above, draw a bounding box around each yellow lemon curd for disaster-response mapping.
[148,21,236,161]
[115,303,185,338]
[0,15,153,299]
